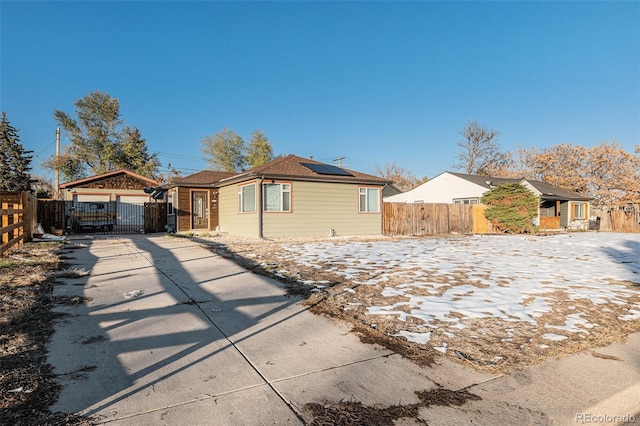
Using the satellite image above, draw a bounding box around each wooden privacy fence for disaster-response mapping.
[383,202,493,236]
[144,202,168,233]
[37,199,67,233]
[1,191,37,255]
[591,207,640,233]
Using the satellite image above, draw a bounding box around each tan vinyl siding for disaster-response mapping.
[263,181,382,237]
[218,179,383,237]
[218,181,260,237]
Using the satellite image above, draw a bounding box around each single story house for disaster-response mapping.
[170,155,393,237]
[384,171,592,230]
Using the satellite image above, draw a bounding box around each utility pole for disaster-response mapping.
[333,156,345,168]
[55,128,60,199]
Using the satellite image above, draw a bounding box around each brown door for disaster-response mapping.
[192,191,208,230]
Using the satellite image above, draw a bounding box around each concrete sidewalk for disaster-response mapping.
[48,234,640,425]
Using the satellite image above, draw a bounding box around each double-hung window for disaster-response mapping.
[573,202,586,220]
[238,183,256,213]
[359,187,380,213]
[263,183,291,212]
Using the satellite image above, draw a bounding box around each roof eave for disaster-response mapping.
[215,172,390,187]
[59,169,159,188]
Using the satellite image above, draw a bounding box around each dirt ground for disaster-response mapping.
[1,237,480,425]
[193,233,640,373]
[4,233,638,424]
[0,241,92,425]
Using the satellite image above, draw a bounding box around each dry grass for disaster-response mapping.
[0,242,93,425]
[196,234,640,373]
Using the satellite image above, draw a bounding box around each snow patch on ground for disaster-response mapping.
[279,233,640,345]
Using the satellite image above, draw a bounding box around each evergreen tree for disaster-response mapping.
[117,126,161,177]
[481,183,538,233]
[0,112,33,191]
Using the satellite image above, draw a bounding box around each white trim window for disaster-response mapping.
[263,183,291,212]
[359,187,380,213]
[573,202,586,220]
[453,198,480,205]
[238,183,256,213]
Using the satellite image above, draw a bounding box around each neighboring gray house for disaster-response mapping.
[385,171,592,230]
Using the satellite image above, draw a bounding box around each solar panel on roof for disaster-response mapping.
[301,162,353,176]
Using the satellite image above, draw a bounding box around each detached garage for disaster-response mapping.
[58,169,161,234]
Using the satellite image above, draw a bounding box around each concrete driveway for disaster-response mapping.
[47,234,640,425]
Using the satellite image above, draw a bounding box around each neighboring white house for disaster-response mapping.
[384,172,511,204]
[385,171,592,230]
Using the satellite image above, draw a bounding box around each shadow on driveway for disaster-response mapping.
[49,234,307,423]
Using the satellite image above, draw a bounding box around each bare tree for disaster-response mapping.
[374,162,421,192]
[454,121,510,175]
[522,141,640,208]
[31,175,54,198]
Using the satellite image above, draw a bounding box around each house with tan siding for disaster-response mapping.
[210,155,392,238]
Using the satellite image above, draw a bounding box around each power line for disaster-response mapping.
[156,151,203,161]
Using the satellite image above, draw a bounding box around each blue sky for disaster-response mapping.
[2,1,639,182]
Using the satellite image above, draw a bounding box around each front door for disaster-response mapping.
[192,191,208,230]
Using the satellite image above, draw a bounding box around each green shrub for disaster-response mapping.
[481,183,539,233]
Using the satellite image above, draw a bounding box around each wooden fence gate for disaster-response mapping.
[1,191,37,255]
[144,202,168,233]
